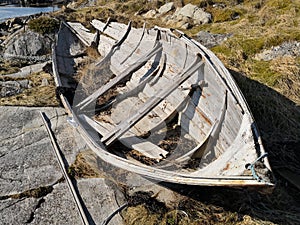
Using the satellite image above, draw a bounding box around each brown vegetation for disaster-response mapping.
[0,72,59,106]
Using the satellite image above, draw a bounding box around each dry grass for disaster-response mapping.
[0,71,59,106]
[0,62,20,75]
[68,151,105,179]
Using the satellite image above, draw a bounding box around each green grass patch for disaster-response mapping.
[249,60,282,86]
[237,37,265,56]
[211,45,233,58]
[28,16,59,35]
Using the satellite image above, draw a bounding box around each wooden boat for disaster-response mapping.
[52,20,275,191]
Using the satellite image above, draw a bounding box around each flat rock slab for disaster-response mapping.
[0,106,126,224]
[0,106,86,196]
[1,179,125,225]
[31,179,125,225]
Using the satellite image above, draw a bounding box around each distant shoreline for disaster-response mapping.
[0,5,60,22]
[0,0,64,7]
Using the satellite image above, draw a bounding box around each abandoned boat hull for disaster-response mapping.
[52,21,275,190]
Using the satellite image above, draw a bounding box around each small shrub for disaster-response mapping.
[28,16,59,35]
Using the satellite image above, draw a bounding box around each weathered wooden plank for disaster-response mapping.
[93,21,132,70]
[116,52,165,103]
[101,55,204,146]
[67,22,96,46]
[173,91,227,163]
[175,121,216,163]
[76,43,163,110]
[78,114,168,159]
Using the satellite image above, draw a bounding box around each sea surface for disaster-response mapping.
[0,5,59,22]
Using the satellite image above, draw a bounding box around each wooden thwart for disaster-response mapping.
[79,114,168,159]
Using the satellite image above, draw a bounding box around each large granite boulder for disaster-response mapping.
[3,30,52,63]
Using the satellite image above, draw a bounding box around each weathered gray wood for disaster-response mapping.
[102,55,204,146]
[67,22,96,46]
[115,52,165,103]
[93,21,132,69]
[92,19,158,68]
[79,114,168,159]
[91,20,129,40]
[180,91,227,162]
[40,112,90,225]
[52,22,275,190]
[120,23,146,64]
[76,43,163,110]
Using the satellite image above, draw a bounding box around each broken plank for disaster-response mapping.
[78,114,168,159]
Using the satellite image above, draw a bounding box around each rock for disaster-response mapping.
[193,8,212,24]
[41,78,49,86]
[177,3,197,18]
[0,21,9,32]
[18,79,30,88]
[196,31,232,48]
[30,179,125,225]
[158,2,175,15]
[163,3,211,27]
[174,21,191,29]
[9,17,23,28]
[0,107,86,196]
[0,106,126,224]
[29,182,82,225]
[0,197,39,225]
[77,150,180,209]
[77,178,126,225]
[126,173,179,209]
[0,80,22,97]
[3,30,52,63]
[180,22,191,29]
[1,62,50,79]
[0,79,33,97]
[143,9,158,19]
[255,41,300,61]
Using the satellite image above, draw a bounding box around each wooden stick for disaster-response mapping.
[40,111,90,225]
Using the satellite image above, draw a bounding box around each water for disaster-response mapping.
[0,5,59,22]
